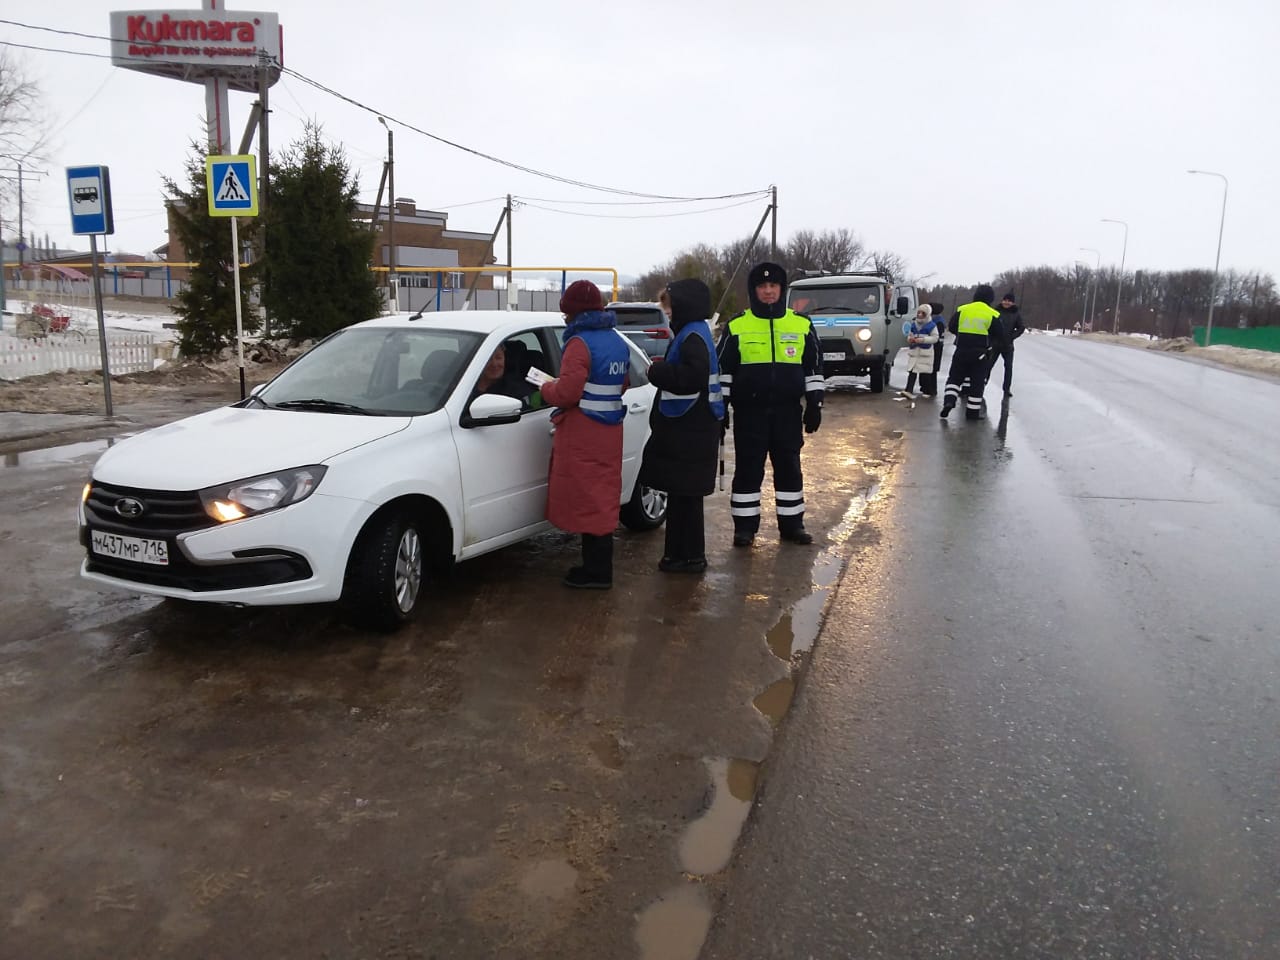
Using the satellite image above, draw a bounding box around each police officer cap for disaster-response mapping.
[748,261,787,288]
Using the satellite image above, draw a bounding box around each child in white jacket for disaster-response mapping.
[902,304,941,398]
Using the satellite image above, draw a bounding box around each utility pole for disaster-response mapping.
[1101,218,1129,334]
[0,161,47,269]
[770,185,778,260]
[506,193,513,309]
[378,117,397,309]
[257,54,271,336]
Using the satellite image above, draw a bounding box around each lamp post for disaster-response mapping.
[1078,246,1101,330]
[1187,169,1228,347]
[1101,219,1128,334]
[377,116,397,308]
[1074,260,1090,332]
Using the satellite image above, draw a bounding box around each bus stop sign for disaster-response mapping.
[66,165,114,236]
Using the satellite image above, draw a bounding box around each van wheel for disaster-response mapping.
[342,512,425,631]
[620,480,667,531]
[869,360,886,393]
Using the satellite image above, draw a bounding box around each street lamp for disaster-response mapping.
[377,116,396,307]
[1187,169,1228,347]
[1078,246,1101,330]
[1074,260,1090,332]
[1101,219,1128,334]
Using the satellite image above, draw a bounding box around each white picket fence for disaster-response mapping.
[0,331,156,380]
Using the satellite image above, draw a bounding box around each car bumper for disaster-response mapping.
[79,492,373,606]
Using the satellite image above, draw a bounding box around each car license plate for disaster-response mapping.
[90,529,169,566]
[822,351,846,361]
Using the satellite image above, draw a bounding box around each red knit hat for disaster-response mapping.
[559,280,604,317]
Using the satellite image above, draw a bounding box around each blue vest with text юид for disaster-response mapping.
[570,327,629,425]
[658,321,725,419]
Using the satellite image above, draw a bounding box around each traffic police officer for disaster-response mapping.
[717,262,825,547]
[941,284,1003,421]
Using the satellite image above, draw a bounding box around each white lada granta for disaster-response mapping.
[78,310,667,630]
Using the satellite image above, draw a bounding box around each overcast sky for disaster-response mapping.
[2,0,1276,287]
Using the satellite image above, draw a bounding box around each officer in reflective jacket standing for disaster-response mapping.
[717,262,825,548]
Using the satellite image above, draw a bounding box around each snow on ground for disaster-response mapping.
[4,294,180,343]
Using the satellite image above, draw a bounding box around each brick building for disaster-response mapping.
[162,197,497,289]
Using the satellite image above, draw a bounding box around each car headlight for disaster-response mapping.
[855,328,873,342]
[199,466,327,523]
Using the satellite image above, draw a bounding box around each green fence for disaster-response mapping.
[1192,325,1280,351]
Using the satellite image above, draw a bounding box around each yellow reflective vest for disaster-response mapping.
[729,310,811,365]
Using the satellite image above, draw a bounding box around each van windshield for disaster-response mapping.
[789,285,881,315]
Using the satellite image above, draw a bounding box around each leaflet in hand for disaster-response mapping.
[525,366,553,387]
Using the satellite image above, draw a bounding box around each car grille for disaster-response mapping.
[84,481,216,536]
[82,482,313,592]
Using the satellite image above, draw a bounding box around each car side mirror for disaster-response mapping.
[461,392,523,428]
[896,296,910,315]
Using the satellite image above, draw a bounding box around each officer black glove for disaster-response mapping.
[720,408,730,439]
[803,403,822,434]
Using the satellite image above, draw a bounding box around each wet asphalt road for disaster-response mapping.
[0,376,899,959]
[3,336,1276,959]
[703,336,1280,958]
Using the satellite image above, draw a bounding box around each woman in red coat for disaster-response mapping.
[540,280,630,589]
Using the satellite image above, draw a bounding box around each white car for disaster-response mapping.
[78,311,668,629]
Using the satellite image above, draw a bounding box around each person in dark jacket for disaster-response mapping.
[927,301,947,395]
[540,280,629,589]
[942,284,1003,421]
[640,278,724,574]
[992,290,1026,396]
[717,262,824,547]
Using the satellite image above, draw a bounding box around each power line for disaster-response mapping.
[517,197,766,220]
[3,18,771,204]
[514,193,768,207]
[281,66,767,202]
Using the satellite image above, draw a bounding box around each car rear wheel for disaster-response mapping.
[342,512,425,631]
[620,480,667,531]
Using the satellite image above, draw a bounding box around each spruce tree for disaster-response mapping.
[262,123,383,342]
[162,142,260,357]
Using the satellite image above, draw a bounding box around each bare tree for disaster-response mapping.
[814,228,866,273]
[0,50,49,213]
[867,249,908,283]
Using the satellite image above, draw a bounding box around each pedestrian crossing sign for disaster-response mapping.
[206,155,258,217]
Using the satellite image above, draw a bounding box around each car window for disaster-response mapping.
[258,327,484,415]
[790,285,881,314]
[468,328,560,414]
[612,307,668,328]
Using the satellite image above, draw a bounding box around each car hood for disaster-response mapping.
[92,406,412,491]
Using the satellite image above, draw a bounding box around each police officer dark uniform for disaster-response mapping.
[941,284,1003,421]
[717,262,825,547]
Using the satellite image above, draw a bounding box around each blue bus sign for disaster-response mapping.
[66,165,114,236]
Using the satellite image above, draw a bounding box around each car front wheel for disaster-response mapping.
[620,480,667,531]
[343,512,425,631]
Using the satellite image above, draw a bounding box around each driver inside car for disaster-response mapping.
[473,342,545,409]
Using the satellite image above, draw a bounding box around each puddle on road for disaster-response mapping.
[753,677,794,724]
[678,757,758,876]
[635,883,711,960]
[765,485,880,662]
[518,859,578,900]
[2,436,132,470]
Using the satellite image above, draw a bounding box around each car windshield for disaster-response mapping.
[256,327,485,416]
[789,285,881,315]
